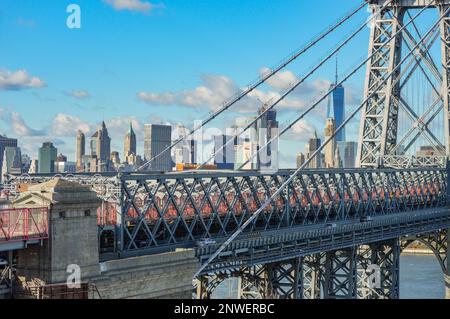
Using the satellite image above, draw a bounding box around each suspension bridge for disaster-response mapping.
[0,0,449,299]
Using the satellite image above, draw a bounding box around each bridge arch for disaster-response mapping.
[401,229,448,274]
[400,229,448,273]
[196,266,270,299]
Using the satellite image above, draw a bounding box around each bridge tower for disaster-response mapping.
[357,0,450,168]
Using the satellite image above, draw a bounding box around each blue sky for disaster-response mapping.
[0,0,371,167]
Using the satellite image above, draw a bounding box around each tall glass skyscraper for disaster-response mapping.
[327,83,345,142]
[327,60,346,143]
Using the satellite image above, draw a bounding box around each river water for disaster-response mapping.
[214,254,445,299]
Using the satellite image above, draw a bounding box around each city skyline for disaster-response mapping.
[0,0,366,167]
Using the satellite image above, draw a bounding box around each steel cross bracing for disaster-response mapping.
[196,234,447,299]
[114,167,447,255]
[4,167,448,257]
[358,1,450,167]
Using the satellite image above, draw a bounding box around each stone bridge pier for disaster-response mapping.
[10,179,199,299]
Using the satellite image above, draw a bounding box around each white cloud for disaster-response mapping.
[7,112,46,136]
[52,114,91,137]
[138,71,336,117]
[104,0,158,12]
[66,90,91,99]
[0,69,46,91]
[288,119,317,142]
[138,75,240,110]
[260,67,299,90]
[104,116,143,139]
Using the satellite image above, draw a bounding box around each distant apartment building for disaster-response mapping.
[173,125,197,167]
[232,117,257,170]
[344,141,358,168]
[213,135,235,170]
[324,118,337,168]
[256,106,279,171]
[306,131,321,169]
[55,153,76,173]
[90,122,112,172]
[144,124,172,171]
[296,152,306,169]
[28,159,38,174]
[38,142,57,173]
[110,151,121,171]
[0,135,18,176]
[76,130,85,172]
[21,154,31,173]
[1,146,22,181]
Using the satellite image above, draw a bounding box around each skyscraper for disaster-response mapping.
[173,125,197,166]
[76,130,85,172]
[233,117,257,170]
[296,152,306,169]
[38,142,57,173]
[324,118,337,168]
[144,124,172,171]
[90,121,111,172]
[306,131,321,169]
[344,141,358,168]
[327,59,346,143]
[0,135,18,176]
[1,146,22,181]
[256,106,279,171]
[213,135,235,170]
[124,122,137,157]
[28,159,38,174]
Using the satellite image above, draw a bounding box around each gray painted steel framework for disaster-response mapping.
[4,167,448,257]
[358,0,450,167]
[3,1,450,299]
[197,233,447,299]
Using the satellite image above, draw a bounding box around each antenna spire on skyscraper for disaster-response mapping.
[335,54,338,85]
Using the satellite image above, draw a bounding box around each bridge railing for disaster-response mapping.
[2,168,448,254]
[117,168,448,252]
[0,207,48,243]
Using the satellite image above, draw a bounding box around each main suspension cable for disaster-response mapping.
[193,1,444,278]
[138,1,368,171]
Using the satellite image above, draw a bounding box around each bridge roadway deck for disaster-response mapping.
[195,207,450,274]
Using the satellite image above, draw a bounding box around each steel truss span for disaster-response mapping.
[4,167,447,256]
[115,167,446,255]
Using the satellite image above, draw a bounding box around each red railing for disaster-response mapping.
[0,207,48,243]
[97,202,118,226]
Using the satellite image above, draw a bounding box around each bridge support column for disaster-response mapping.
[446,229,450,299]
[357,239,400,299]
[12,179,102,289]
[322,248,357,299]
[237,266,269,299]
[196,276,211,300]
[265,257,303,299]
[302,254,323,299]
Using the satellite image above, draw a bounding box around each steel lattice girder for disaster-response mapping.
[118,168,447,253]
[357,239,400,299]
[402,228,448,272]
[265,257,303,299]
[358,3,450,167]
